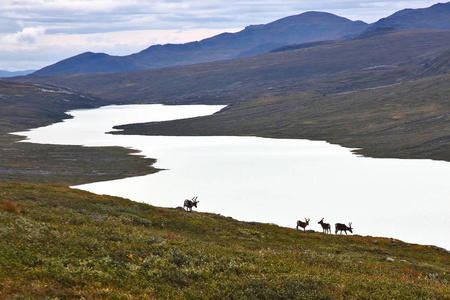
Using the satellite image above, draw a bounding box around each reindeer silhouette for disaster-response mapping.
[183,196,199,212]
[296,218,310,231]
[335,222,353,235]
[318,218,331,234]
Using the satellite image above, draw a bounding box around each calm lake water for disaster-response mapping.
[13,104,450,250]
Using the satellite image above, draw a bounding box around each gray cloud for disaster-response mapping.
[1,0,440,34]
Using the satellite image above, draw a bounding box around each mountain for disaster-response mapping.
[369,2,450,30]
[0,70,35,77]
[31,12,369,75]
[30,2,450,76]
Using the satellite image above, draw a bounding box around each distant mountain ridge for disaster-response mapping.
[0,70,35,77]
[31,2,450,76]
[369,2,450,30]
[31,12,369,75]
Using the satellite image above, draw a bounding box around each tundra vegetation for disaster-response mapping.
[0,183,449,298]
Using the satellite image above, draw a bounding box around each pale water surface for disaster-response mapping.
[13,104,450,250]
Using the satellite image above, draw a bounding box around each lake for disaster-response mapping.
[13,104,450,250]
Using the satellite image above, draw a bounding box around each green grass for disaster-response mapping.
[1,182,448,299]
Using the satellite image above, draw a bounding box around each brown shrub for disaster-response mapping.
[0,200,21,214]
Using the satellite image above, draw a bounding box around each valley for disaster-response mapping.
[1,3,450,297]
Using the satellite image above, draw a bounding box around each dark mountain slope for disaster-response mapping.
[31,12,368,75]
[36,52,136,75]
[370,2,450,30]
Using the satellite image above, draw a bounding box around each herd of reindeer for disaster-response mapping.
[183,197,354,235]
[297,218,353,235]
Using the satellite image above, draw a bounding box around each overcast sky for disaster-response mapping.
[0,0,441,71]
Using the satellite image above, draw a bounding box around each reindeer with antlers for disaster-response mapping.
[183,196,199,212]
[318,218,331,234]
[335,222,353,235]
[296,218,310,231]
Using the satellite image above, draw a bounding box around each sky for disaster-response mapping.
[0,0,441,71]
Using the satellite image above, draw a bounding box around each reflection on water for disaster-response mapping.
[13,104,450,250]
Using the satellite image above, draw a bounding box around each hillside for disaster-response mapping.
[0,182,448,298]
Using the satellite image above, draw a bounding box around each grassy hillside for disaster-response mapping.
[0,182,448,299]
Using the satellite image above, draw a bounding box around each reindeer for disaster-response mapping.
[318,218,331,234]
[183,196,199,212]
[335,222,353,235]
[296,218,310,231]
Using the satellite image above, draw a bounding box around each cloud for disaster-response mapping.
[0,0,440,34]
[16,27,46,44]
[1,27,46,45]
